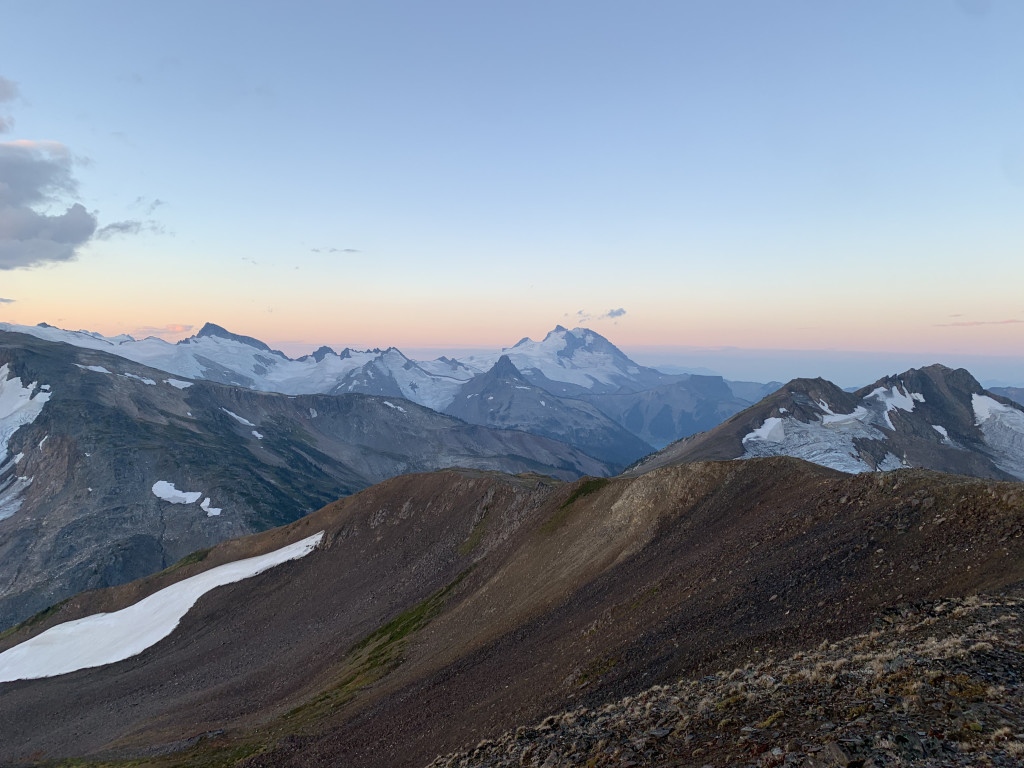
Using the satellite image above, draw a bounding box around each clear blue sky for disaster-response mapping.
[1,1,1022,384]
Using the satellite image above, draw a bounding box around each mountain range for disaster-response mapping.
[0,321,779,457]
[0,331,607,630]
[1,320,1023,766]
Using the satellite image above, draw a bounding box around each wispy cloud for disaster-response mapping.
[0,76,17,134]
[131,196,165,215]
[935,319,1024,327]
[95,219,164,240]
[563,307,627,325]
[0,297,14,304]
[310,246,361,254]
[0,81,164,269]
[0,140,98,269]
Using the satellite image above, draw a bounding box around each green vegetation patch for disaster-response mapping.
[540,477,610,534]
[161,547,212,575]
[284,569,472,726]
[0,597,71,642]
[458,510,489,557]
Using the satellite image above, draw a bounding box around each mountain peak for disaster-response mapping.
[187,323,287,358]
[490,354,524,381]
[299,345,337,363]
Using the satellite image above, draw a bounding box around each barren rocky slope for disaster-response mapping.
[0,456,1021,767]
[430,592,1024,767]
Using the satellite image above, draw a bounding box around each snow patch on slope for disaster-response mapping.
[742,417,786,444]
[866,385,923,429]
[151,481,202,505]
[200,497,222,516]
[0,364,51,522]
[0,531,324,682]
[972,394,1024,480]
[221,408,255,427]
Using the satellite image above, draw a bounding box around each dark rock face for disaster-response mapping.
[0,331,610,630]
[992,386,1024,407]
[583,374,757,449]
[444,356,654,469]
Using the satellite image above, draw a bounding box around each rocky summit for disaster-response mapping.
[631,364,1024,482]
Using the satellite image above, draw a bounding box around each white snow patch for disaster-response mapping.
[778,407,788,414]
[122,373,156,385]
[971,394,1024,479]
[742,417,786,444]
[383,401,406,413]
[540,400,546,407]
[821,406,868,425]
[151,481,202,505]
[308,407,318,418]
[164,379,193,389]
[38,435,48,450]
[741,412,891,474]
[973,394,1012,424]
[0,531,324,682]
[866,385,921,429]
[221,408,255,427]
[817,400,834,415]
[200,497,222,516]
[251,430,263,440]
[0,364,51,521]
[932,424,949,440]
[75,364,113,374]
[39,384,50,392]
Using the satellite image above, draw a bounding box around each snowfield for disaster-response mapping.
[972,394,1024,480]
[0,531,324,682]
[0,364,52,522]
[151,481,202,505]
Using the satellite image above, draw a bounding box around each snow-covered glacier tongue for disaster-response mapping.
[972,394,1024,480]
[0,363,51,522]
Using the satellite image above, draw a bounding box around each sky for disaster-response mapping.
[0,1,1022,385]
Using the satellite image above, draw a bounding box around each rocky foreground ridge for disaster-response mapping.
[429,592,1024,768]
[1,457,1022,767]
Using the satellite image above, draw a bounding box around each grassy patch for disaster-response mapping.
[540,477,610,534]
[573,654,619,688]
[458,512,488,557]
[283,569,471,726]
[46,738,262,768]
[0,598,71,642]
[160,547,212,576]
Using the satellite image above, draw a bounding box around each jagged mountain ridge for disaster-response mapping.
[0,322,773,453]
[0,458,1021,766]
[0,331,609,631]
[630,364,1024,481]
